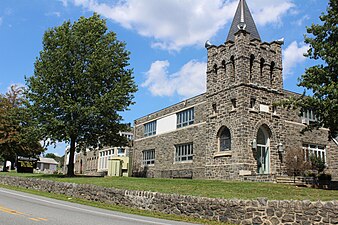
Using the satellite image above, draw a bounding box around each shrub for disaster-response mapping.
[284,148,310,176]
[309,155,326,174]
[317,173,332,181]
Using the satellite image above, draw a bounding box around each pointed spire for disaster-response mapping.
[226,0,261,42]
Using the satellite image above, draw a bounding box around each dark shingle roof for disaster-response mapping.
[226,0,261,42]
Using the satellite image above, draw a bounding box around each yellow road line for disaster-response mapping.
[0,205,48,222]
[29,218,41,221]
[37,217,48,221]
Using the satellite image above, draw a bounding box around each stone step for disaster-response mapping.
[275,176,314,185]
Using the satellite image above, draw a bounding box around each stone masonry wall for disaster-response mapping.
[1,176,337,225]
[133,94,208,179]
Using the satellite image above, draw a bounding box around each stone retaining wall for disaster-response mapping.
[0,175,337,224]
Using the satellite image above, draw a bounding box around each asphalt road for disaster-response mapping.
[0,188,198,225]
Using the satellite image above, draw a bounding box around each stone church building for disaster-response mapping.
[132,0,338,181]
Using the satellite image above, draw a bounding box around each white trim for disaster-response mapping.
[333,137,338,146]
[284,120,330,131]
[214,151,232,158]
[173,160,193,164]
[135,101,206,127]
[302,143,326,162]
[134,122,206,142]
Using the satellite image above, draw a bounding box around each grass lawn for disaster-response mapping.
[2,172,337,201]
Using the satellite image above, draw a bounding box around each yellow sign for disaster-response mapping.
[18,161,34,168]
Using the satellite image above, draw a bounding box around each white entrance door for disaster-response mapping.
[257,127,270,174]
[257,146,269,174]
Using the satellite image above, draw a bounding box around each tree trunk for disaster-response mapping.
[10,159,15,170]
[2,159,8,172]
[67,136,76,177]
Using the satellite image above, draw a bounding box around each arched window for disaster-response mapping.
[257,127,267,145]
[222,60,226,69]
[250,54,255,81]
[222,60,226,75]
[218,127,231,151]
[213,64,218,74]
[270,62,275,85]
[230,56,235,81]
[260,58,265,77]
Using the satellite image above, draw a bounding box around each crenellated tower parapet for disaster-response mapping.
[206,1,283,97]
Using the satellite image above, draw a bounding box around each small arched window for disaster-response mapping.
[250,54,255,81]
[222,60,226,73]
[218,127,231,151]
[230,56,235,81]
[270,62,275,85]
[213,64,218,74]
[260,58,265,77]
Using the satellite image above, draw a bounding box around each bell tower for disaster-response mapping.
[204,0,285,179]
[206,0,283,96]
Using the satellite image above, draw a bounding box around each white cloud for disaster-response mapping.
[293,15,310,26]
[45,12,61,17]
[59,0,68,7]
[283,41,309,78]
[67,0,295,51]
[142,60,206,98]
[251,0,295,26]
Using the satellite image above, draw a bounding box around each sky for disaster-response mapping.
[0,0,329,156]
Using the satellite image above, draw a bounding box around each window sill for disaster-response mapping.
[272,114,280,118]
[142,164,154,167]
[249,109,258,114]
[209,113,218,119]
[173,160,193,164]
[214,151,232,158]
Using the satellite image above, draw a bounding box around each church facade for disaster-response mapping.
[132,0,338,181]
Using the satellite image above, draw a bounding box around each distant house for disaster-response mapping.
[37,157,59,172]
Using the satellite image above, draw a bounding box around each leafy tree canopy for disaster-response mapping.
[281,0,337,139]
[0,85,43,171]
[26,14,137,176]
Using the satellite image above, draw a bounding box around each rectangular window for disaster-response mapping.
[250,98,256,109]
[143,149,155,165]
[301,109,318,124]
[175,143,193,162]
[272,105,277,115]
[117,147,125,156]
[302,143,326,162]
[231,99,237,110]
[144,120,157,137]
[212,103,217,114]
[177,108,194,128]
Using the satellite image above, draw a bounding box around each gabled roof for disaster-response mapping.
[226,0,261,42]
[38,157,59,165]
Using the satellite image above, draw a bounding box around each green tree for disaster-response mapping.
[0,85,43,171]
[26,14,137,176]
[45,153,58,159]
[44,152,62,163]
[282,0,337,139]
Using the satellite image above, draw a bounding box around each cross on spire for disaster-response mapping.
[226,0,261,42]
